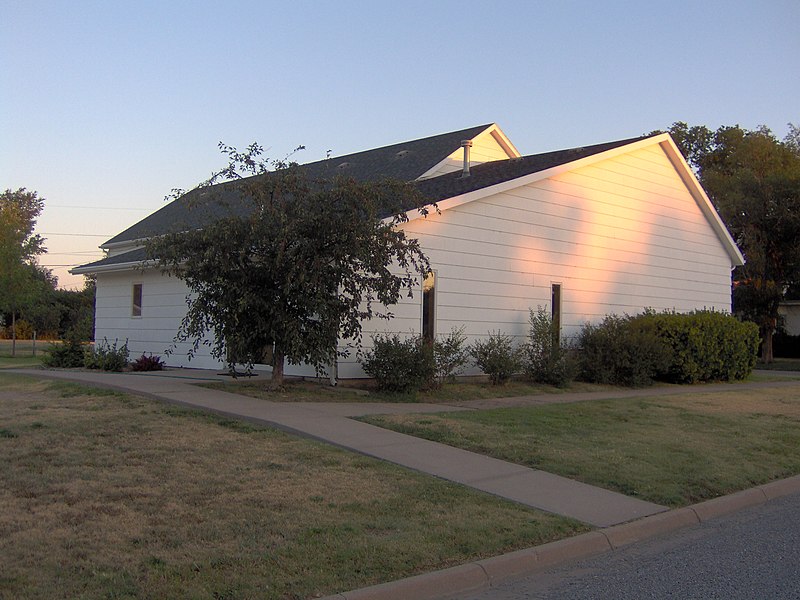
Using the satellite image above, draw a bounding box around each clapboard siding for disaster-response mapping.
[94,140,737,379]
[385,144,731,353]
[94,271,222,369]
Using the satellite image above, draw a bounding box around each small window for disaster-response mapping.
[422,271,436,343]
[551,283,561,347]
[132,283,143,317]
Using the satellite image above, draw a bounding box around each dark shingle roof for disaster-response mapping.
[79,129,656,273]
[103,124,494,246]
[72,247,148,273]
[414,135,651,202]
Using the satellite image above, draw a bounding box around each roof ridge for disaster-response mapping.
[299,123,494,167]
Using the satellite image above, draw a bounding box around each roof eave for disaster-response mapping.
[657,135,745,267]
[70,259,154,276]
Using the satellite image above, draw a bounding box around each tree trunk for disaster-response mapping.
[11,311,16,358]
[271,346,285,387]
[761,327,774,364]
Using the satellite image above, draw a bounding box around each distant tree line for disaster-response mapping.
[0,188,95,352]
[658,122,800,362]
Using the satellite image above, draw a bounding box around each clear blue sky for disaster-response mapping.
[2,0,798,289]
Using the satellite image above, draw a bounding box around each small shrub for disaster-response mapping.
[523,307,576,388]
[42,336,85,368]
[471,331,522,385]
[361,334,434,393]
[85,338,129,372]
[432,327,470,387]
[578,315,671,387]
[131,354,165,372]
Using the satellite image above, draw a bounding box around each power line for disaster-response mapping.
[38,232,112,237]
[46,204,152,211]
[46,251,105,256]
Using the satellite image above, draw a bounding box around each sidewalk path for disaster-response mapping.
[8,368,797,527]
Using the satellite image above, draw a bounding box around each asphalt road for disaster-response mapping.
[460,492,800,600]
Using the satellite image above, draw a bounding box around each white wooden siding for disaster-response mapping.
[96,143,736,379]
[339,144,734,378]
[94,270,224,370]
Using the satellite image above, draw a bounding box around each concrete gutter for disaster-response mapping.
[320,475,800,600]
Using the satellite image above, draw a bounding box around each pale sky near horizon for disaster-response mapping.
[2,0,798,290]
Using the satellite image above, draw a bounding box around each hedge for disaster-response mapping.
[634,310,759,383]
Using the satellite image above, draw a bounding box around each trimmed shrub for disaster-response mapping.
[131,353,165,372]
[578,315,671,387]
[361,334,434,393]
[432,327,470,387]
[636,310,759,383]
[42,337,85,368]
[85,338,129,372]
[471,331,522,385]
[523,307,576,388]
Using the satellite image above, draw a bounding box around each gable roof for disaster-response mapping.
[101,123,496,248]
[73,126,744,274]
[414,135,648,203]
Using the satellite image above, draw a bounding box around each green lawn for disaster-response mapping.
[757,358,800,371]
[0,373,585,600]
[361,385,800,507]
[0,339,49,368]
[203,377,619,404]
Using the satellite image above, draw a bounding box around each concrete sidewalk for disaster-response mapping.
[8,367,669,527]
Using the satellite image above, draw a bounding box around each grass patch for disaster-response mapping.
[0,373,585,599]
[201,378,374,403]
[361,385,800,508]
[0,339,51,368]
[203,377,619,404]
[0,355,45,369]
[757,358,800,371]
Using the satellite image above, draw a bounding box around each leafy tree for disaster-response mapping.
[147,143,432,384]
[0,188,48,356]
[662,123,800,362]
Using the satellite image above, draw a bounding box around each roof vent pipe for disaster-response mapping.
[461,140,473,177]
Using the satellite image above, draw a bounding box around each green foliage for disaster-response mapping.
[130,353,165,372]
[146,143,431,383]
[361,334,434,393]
[577,314,671,387]
[432,327,470,387]
[637,310,759,383]
[0,188,54,352]
[471,332,522,386]
[523,307,576,388]
[84,338,129,372]
[663,122,800,361]
[42,337,85,368]
[2,319,34,340]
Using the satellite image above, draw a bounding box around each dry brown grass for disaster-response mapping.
[0,374,585,599]
[659,387,800,417]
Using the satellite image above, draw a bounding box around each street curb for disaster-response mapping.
[320,475,800,600]
[601,507,698,550]
[690,487,767,522]
[758,474,800,500]
[329,563,488,600]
